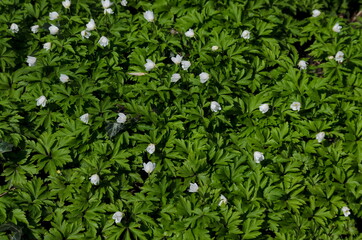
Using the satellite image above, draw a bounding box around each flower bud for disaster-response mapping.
[146,143,155,154]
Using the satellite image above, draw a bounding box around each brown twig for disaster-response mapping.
[0,187,16,197]
[351,10,362,22]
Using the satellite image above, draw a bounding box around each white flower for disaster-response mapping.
[210,101,221,112]
[116,113,127,123]
[199,72,210,83]
[290,102,301,111]
[335,51,344,63]
[26,56,36,67]
[333,23,342,33]
[31,25,39,33]
[298,60,307,70]
[218,195,228,206]
[112,212,124,223]
[328,56,334,60]
[43,42,51,51]
[89,174,100,185]
[211,46,219,51]
[121,0,127,6]
[188,183,199,193]
[316,132,325,143]
[80,113,89,124]
[101,0,113,8]
[81,30,91,39]
[259,103,269,114]
[342,206,351,217]
[59,74,69,83]
[146,143,155,154]
[171,54,183,64]
[171,73,181,83]
[144,59,156,71]
[36,96,47,107]
[49,25,59,35]
[86,19,96,31]
[144,10,154,22]
[181,61,191,70]
[104,8,114,14]
[185,29,195,38]
[254,151,264,163]
[312,9,321,17]
[10,23,19,33]
[143,161,156,174]
[62,0,71,8]
[241,30,250,40]
[49,12,59,20]
[98,36,109,47]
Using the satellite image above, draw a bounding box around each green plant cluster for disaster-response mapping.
[1,0,362,239]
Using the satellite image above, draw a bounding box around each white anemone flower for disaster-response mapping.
[188,183,199,192]
[210,101,221,112]
[26,56,37,67]
[254,151,264,163]
[80,113,89,124]
[10,23,19,33]
[89,174,100,185]
[36,96,47,107]
[144,59,156,71]
[332,23,342,33]
[259,103,269,114]
[144,10,154,22]
[171,73,181,83]
[185,29,195,37]
[290,102,301,111]
[143,161,156,174]
[199,72,210,83]
[112,212,124,223]
[171,54,183,64]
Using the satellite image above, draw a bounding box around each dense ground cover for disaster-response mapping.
[1,0,362,239]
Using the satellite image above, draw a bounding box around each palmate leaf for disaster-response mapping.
[27,132,72,174]
[0,46,16,72]
[241,218,263,240]
[263,185,284,201]
[11,209,29,225]
[313,207,333,225]
[221,209,243,235]
[1,150,36,187]
[44,221,85,240]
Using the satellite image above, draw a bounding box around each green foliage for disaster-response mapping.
[1,0,362,239]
